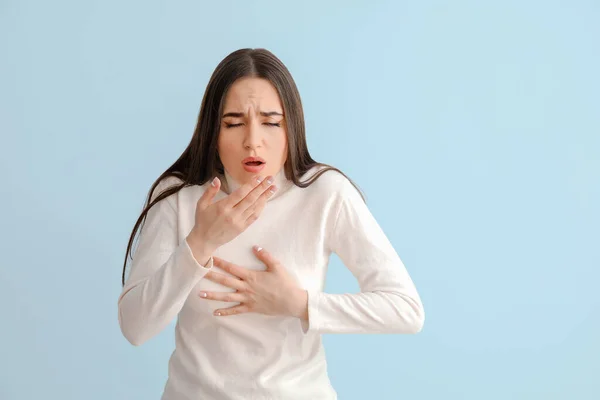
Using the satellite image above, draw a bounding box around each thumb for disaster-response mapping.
[198,176,221,208]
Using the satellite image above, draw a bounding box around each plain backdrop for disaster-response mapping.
[1,0,598,399]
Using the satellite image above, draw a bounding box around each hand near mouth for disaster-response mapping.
[186,174,278,256]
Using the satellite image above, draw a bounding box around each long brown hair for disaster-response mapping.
[122,48,364,285]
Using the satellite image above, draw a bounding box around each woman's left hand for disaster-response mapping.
[200,246,308,320]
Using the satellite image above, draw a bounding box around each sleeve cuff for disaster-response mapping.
[301,289,321,334]
[182,237,214,275]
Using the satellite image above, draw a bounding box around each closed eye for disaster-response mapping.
[224,122,281,128]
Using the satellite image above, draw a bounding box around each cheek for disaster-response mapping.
[218,132,236,158]
[271,134,288,164]
[279,133,288,154]
[217,138,238,171]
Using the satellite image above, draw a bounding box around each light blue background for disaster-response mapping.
[1,0,598,399]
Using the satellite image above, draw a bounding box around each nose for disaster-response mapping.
[243,120,262,150]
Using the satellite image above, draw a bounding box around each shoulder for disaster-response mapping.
[150,175,186,203]
[301,165,361,200]
[156,175,185,190]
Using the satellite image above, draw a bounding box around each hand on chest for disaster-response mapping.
[184,221,326,317]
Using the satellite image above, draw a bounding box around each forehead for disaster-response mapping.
[223,77,282,111]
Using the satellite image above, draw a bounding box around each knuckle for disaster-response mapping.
[247,211,259,221]
[256,200,267,211]
[245,273,257,285]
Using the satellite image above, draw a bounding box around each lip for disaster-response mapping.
[242,156,266,173]
[243,163,266,173]
[242,156,266,164]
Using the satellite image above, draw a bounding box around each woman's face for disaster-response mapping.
[217,77,288,185]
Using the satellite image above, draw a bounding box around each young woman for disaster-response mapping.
[118,48,425,400]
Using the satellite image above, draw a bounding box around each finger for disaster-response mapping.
[223,174,265,207]
[204,270,246,291]
[252,245,279,271]
[199,290,246,303]
[232,175,276,214]
[214,304,250,316]
[241,184,277,221]
[213,256,252,280]
[198,176,221,209]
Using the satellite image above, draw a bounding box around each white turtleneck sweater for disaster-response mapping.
[118,165,424,400]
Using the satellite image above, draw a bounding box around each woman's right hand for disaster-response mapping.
[187,175,278,254]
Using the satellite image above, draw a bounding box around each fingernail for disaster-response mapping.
[269,186,277,194]
[254,245,263,252]
[211,177,219,187]
[200,292,207,298]
[266,176,274,185]
[215,312,221,316]
[256,176,263,183]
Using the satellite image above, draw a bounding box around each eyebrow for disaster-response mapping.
[222,111,284,118]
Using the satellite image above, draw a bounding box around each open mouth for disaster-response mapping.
[244,161,265,166]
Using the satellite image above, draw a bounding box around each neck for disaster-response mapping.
[221,168,292,201]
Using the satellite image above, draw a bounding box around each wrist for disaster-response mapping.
[186,231,217,267]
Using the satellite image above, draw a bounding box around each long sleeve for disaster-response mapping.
[118,177,213,346]
[304,179,425,334]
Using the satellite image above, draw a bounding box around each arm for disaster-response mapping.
[118,178,214,346]
[303,180,425,334]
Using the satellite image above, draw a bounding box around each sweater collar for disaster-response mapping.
[221,167,292,201]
